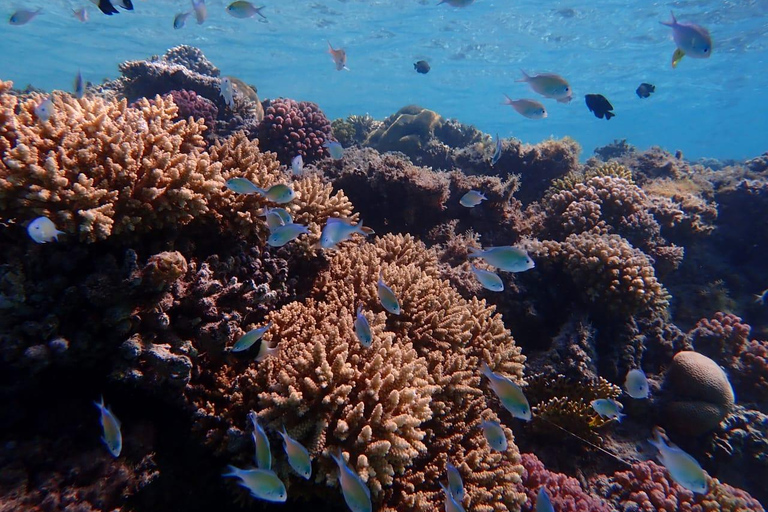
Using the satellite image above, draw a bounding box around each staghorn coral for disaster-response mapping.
[528,231,670,316]
[596,459,764,512]
[517,453,612,512]
[257,97,332,164]
[168,89,219,131]
[188,234,527,512]
[525,373,622,444]
[662,351,735,436]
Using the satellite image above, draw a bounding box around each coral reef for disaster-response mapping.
[167,89,219,131]
[257,98,332,164]
[331,114,382,148]
[662,351,735,436]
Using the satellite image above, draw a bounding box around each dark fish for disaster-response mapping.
[636,83,655,98]
[585,94,615,120]
[414,60,430,74]
[94,0,120,15]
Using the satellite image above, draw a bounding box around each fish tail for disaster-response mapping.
[327,41,334,52]
[222,465,241,478]
[515,69,530,82]
[502,94,514,105]
[605,111,615,120]
[480,361,493,378]
[660,11,676,26]
[467,247,482,258]
[94,395,105,410]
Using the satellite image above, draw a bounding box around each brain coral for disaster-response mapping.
[597,459,764,512]
[662,351,735,436]
[189,234,527,512]
[257,97,332,164]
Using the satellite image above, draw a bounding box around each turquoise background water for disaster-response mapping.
[2,0,766,161]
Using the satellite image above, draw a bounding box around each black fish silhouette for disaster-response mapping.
[585,94,615,120]
[414,60,430,74]
[636,83,656,98]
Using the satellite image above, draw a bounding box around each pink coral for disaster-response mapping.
[257,97,332,164]
[688,312,751,371]
[598,460,764,512]
[741,339,768,401]
[517,453,612,512]
[168,89,218,130]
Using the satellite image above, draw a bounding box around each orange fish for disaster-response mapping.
[327,41,349,71]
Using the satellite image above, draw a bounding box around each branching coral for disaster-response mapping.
[597,460,764,512]
[188,234,527,512]
[688,312,751,371]
[257,98,332,164]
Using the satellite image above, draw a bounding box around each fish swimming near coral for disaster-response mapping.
[94,396,122,457]
[226,177,261,194]
[267,223,309,247]
[258,184,295,204]
[248,411,272,470]
[536,487,554,512]
[517,70,572,103]
[377,272,401,315]
[34,96,54,122]
[320,218,370,250]
[439,481,466,512]
[328,42,349,71]
[260,207,292,230]
[480,420,508,451]
[648,426,708,494]
[624,368,649,399]
[636,83,655,98]
[173,11,192,29]
[222,465,287,502]
[226,1,267,19]
[468,246,535,273]
[354,303,373,347]
[219,76,236,108]
[503,96,547,119]
[74,70,85,99]
[254,338,278,362]
[231,323,271,352]
[590,398,626,421]
[446,462,465,500]
[414,60,430,74]
[330,448,372,512]
[481,362,531,421]
[27,216,63,243]
[585,94,615,120]
[459,190,487,208]
[291,154,304,175]
[661,11,712,68]
[491,133,502,166]
[277,425,312,479]
[324,140,345,160]
[470,264,504,292]
[9,8,42,25]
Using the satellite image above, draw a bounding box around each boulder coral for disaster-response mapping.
[257,97,332,164]
[188,234,527,512]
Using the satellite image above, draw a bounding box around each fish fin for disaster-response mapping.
[327,41,334,52]
[360,226,375,235]
[467,247,482,258]
[672,48,685,68]
[605,111,615,120]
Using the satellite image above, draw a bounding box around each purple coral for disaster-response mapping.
[256,98,332,164]
[168,89,219,130]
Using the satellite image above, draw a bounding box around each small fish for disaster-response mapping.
[9,8,42,25]
[258,184,295,204]
[480,362,531,421]
[470,264,504,292]
[491,133,502,166]
[414,60,430,74]
[437,0,475,6]
[173,11,192,29]
[648,427,708,494]
[232,323,272,352]
[536,487,554,512]
[517,70,572,102]
[480,420,508,451]
[255,339,278,362]
[94,396,122,457]
[624,368,650,399]
[319,218,370,250]
[446,462,465,500]
[468,246,535,273]
[754,288,768,305]
[74,70,85,99]
[227,1,267,20]
[191,0,207,24]
[636,83,655,98]
[323,140,344,160]
[222,465,287,502]
[439,481,466,512]
[459,190,487,208]
[112,0,133,10]
[260,207,292,230]
[220,77,235,108]
[27,216,63,243]
[277,425,312,479]
[249,411,272,470]
[661,11,712,68]
[73,7,89,22]
[267,223,309,247]
[328,42,349,71]
[226,177,260,194]
[354,304,373,348]
[585,94,615,120]
[590,398,626,421]
[34,96,54,122]
[377,272,401,315]
[330,449,372,512]
[503,96,547,119]
[90,0,118,15]
[291,154,304,175]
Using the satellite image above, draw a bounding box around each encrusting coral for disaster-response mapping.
[188,234,527,512]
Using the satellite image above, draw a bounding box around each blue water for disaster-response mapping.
[2,0,767,160]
